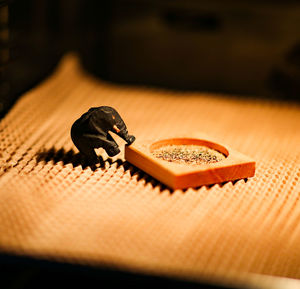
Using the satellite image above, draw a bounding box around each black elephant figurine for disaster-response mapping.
[71,106,135,164]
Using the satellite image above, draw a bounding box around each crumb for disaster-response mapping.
[152,145,225,165]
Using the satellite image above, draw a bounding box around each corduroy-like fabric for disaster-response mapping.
[0,55,299,286]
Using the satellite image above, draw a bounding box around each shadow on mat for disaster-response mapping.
[36,147,247,193]
[37,147,126,171]
[35,147,168,190]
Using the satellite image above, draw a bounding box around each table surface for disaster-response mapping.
[0,54,299,287]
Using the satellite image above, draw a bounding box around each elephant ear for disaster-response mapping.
[87,109,112,135]
[97,106,116,121]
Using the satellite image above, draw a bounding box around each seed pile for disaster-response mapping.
[152,145,226,165]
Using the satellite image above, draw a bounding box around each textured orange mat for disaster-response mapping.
[0,55,299,285]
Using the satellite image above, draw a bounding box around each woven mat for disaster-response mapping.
[0,54,299,286]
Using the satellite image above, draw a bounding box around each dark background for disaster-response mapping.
[1,0,300,117]
[0,0,299,288]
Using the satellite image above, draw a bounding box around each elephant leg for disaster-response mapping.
[81,133,120,158]
[102,133,120,157]
[73,132,121,160]
[72,135,100,165]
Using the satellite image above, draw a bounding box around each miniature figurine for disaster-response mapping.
[71,106,135,164]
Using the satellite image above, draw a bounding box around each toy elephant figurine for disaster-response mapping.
[71,106,135,164]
